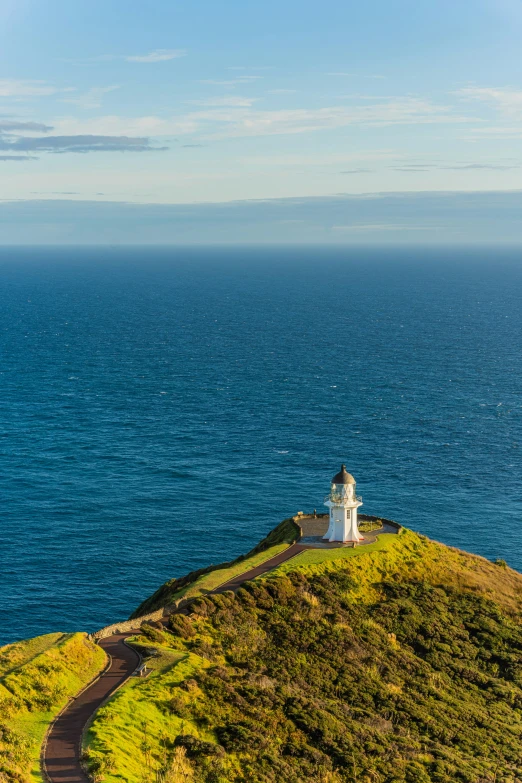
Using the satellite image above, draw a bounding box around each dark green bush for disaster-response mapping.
[140,623,167,645]
[173,734,225,758]
[168,614,196,639]
[173,570,522,782]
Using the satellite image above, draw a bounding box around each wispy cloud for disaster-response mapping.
[0,120,50,160]
[62,50,187,65]
[0,79,73,98]
[241,151,397,167]
[454,88,522,140]
[125,49,186,63]
[0,134,166,154]
[226,66,273,71]
[0,154,36,161]
[50,97,468,143]
[199,80,238,87]
[0,120,52,132]
[391,161,518,172]
[191,97,474,139]
[468,126,522,139]
[53,114,200,137]
[446,163,518,170]
[392,166,432,172]
[455,86,522,115]
[189,96,258,107]
[199,76,262,88]
[61,86,120,110]
[326,72,385,79]
[340,168,373,174]
[0,117,167,157]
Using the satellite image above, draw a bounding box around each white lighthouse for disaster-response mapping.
[323,465,363,543]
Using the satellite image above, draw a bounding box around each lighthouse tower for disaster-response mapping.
[323,465,363,543]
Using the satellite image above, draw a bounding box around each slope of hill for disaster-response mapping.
[131,517,300,618]
[84,528,522,783]
[0,632,106,782]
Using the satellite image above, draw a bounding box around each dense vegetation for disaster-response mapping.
[0,632,106,783]
[86,529,522,783]
[132,517,299,618]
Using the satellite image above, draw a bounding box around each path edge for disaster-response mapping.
[40,643,113,783]
[78,638,142,782]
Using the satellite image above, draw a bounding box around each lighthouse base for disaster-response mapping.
[323,515,362,543]
[299,513,398,549]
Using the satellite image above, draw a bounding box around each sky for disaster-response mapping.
[2,0,522,243]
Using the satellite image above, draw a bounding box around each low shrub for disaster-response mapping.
[169,614,196,639]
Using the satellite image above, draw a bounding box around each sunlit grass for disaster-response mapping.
[0,632,64,678]
[177,542,289,600]
[133,516,300,616]
[0,632,107,782]
[271,527,522,615]
[84,644,211,783]
[280,532,398,568]
[85,526,522,783]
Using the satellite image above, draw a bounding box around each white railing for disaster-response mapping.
[324,494,363,504]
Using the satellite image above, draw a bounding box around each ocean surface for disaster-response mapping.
[1,246,521,645]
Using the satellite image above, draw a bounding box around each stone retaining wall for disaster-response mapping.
[92,607,166,640]
[93,512,401,640]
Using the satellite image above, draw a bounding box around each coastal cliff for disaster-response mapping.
[82,524,522,783]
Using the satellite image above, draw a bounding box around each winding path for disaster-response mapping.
[43,634,140,783]
[42,543,306,782]
[42,517,396,782]
[214,541,304,592]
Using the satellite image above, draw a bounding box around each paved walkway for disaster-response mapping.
[42,544,303,782]
[214,542,305,593]
[42,522,395,781]
[43,634,140,783]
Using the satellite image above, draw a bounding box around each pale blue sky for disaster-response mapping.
[2,0,522,241]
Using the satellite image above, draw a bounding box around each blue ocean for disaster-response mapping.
[1,246,521,645]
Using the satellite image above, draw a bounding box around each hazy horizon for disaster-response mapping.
[3,1,522,241]
[3,189,522,245]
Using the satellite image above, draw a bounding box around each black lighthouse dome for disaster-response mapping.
[332,464,355,485]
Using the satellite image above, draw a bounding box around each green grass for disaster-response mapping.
[173,542,289,601]
[0,631,107,782]
[84,639,212,783]
[132,516,300,617]
[267,526,522,614]
[358,518,383,533]
[0,633,64,678]
[276,532,398,570]
[85,527,522,783]
[265,531,406,607]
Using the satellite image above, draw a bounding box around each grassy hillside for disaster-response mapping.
[0,632,107,783]
[132,516,300,618]
[85,528,522,783]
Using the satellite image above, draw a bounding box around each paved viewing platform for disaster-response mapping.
[297,513,399,548]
